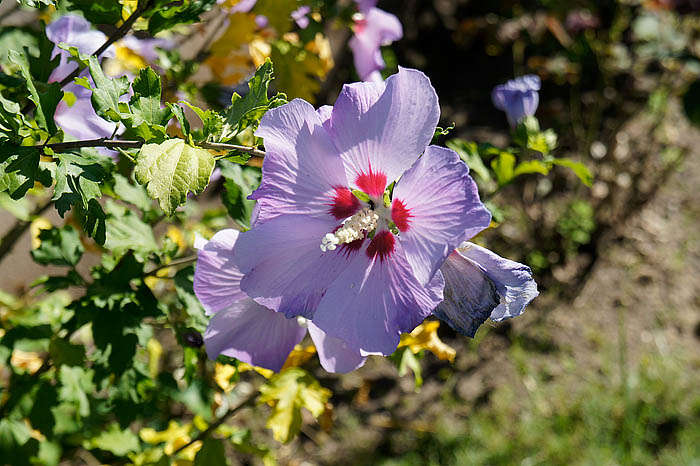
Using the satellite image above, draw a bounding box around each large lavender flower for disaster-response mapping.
[233,68,495,355]
[194,230,366,372]
[491,75,541,127]
[350,0,403,82]
[46,15,117,141]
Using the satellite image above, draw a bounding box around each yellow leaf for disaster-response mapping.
[10,350,43,374]
[139,420,199,458]
[214,362,237,392]
[281,344,316,370]
[398,321,456,363]
[258,368,331,443]
[146,338,162,379]
[30,217,52,249]
[237,362,274,379]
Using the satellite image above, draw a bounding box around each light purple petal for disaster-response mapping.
[312,239,444,355]
[491,75,541,127]
[46,15,114,83]
[120,35,174,64]
[193,229,247,316]
[392,145,492,286]
[355,0,378,14]
[204,297,306,372]
[234,215,352,319]
[308,322,366,373]
[432,254,499,337]
[230,0,257,13]
[253,99,349,223]
[455,242,538,321]
[55,85,117,140]
[327,67,439,189]
[291,6,311,29]
[350,7,403,81]
[255,15,269,28]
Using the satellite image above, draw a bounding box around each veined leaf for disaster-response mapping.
[85,55,130,122]
[147,0,217,35]
[0,144,51,200]
[135,138,215,215]
[127,67,172,140]
[31,225,84,267]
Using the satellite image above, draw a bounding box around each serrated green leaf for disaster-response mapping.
[491,152,516,186]
[220,58,284,142]
[258,368,331,443]
[194,438,228,466]
[0,145,51,200]
[551,158,594,186]
[28,27,60,83]
[52,152,106,217]
[85,55,130,122]
[17,0,58,7]
[31,225,84,266]
[135,138,215,215]
[127,67,172,137]
[182,101,224,142]
[0,94,27,143]
[167,103,191,139]
[84,423,140,457]
[147,0,217,35]
[65,0,122,25]
[219,161,261,229]
[9,49,63,135]
[104,201,158,261]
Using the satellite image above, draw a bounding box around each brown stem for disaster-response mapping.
[170,390,258,456]
[144,255,197,277]
[0,197,53,267]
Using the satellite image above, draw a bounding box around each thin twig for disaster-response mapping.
[0,197,53,266]
[33,138,265,158]
[170,389,258,456]
[144,255,197,277]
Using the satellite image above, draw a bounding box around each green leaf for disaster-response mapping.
[49,337,86,367]
[0,145,51,200]
[181,101,224,142]
[112,173,156,213]
[551,158,594,186]
[65,0,122,25]
[174,266,208,332]
[258,368,331,443]
[0,93,27,143]
[58,366,94,418]
[85,55,130,122]
[147,0,217,35]
[220,58,285,142]
[491,152,516,186]
[52,152,106,217]
[446,139,493,185]
[513,159,551,178]
[127,67,172,140]
[17,0,58,7]
[9,50,63,135]
[28,26,61,83]
[167,103,191,139]
[219,161,261,229]
[84,423,140,457]
[134,138,215,215]
[104,201,158,261]
[396,347,423,389]
[194,438,228,466]
[31,225,84,267]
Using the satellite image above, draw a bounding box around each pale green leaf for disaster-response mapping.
[551,158,594,186]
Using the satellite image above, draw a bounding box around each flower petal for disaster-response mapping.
[312,239,444,355]
[234,215,354,319]
[308,322,366,373]
[253,99,349,223]
[193,229,247,316]
[327,67,439,187]
[432,254,499,337]
[204,298,306,372]
[349,7,402,81]
[392,145,492,286]
[455,242,539,321]
[55,85,117,141]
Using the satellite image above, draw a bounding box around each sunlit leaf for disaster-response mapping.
[399,321,456,363]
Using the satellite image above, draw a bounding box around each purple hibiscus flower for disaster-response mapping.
[350,0,403,82]
[491,75,541,127]
[232,67,499,356]
[46,15,118,141]
[194,229,366,372]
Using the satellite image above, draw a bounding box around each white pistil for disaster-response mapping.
[320,207,379,252]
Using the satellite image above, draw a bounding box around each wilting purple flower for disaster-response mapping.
[350,0,403,82]
[231,68,494,356]
[434,242,538,337]
[291,5,311,29]
[194,229,366,372]
[491,75,541,127]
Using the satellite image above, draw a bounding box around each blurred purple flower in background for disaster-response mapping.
[291,5,311,29]
[491,74,541,127]
[565,9,600,34]
[350,0,403,82]
[194,230,366,373]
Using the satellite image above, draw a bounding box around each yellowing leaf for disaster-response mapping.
[134,138,215,215]
[254,0,298,34]
[210,13,257,56]
[10,349,43,374]
[146,337,162,379]
[30,217,52,249]
[238,362,274,379]
[258,367,331,443]
[214,362,237,392]
[399,321,456,363]
[139,420,202,459]
[281,344,316,370]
